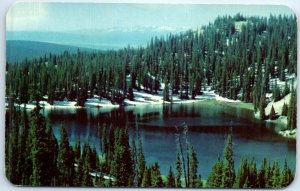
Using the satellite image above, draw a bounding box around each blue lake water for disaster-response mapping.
[41,100,296,179]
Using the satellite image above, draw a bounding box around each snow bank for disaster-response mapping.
[215,95,241,103]
[52,101,79,108]
[279,129,296,139]
[85,98,119,108]
[265,93,291,116]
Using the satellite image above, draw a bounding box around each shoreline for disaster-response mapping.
[6,90,296,140]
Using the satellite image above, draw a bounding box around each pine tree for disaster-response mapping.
[28,107,58,186]
[287,88,296,129]
[259,94,266,120]
[233,158,249,188]
[280,159,294,188]
[271,161,281,188]
[269,105,276,120]
[282,103,288,116]
[206,158,223,188]
[74,137,81,162]
[166,166,176,187]
[248,158,258,188]
[141,167,151,187]
[188,146,198,187]
[175,152,182,188]
[222,133,235,188]
[7,109,20,184]
[150,162,164,187]
[81,143,93,186]
[137,139,146,186]
[258,158,268,188]
[57,123,75,186]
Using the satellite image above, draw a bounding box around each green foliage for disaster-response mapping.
[28,107,58,186]
[287,88,296,129]
[5,108,295,188]
[57,123,75,186]
[188,146,199,187]
[175,152,182,187]
[233,158,248,188]
[273,86,281,102]
[280,159,294,187]
[137,139,146,186]
[269,105,277,120]
[222,133,235,188]
[282,103,288,116]
[271,161,281,188]
[150,162,164,187]
[166,166,176,187]
[6,15,297,108]
[141,167,151,187]
[206,158,223,188]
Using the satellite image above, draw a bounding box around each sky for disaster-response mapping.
[6,3,296,32]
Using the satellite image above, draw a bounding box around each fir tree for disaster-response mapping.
[269,105,276,120]
[175,152,182,188]
[287,88,296,129]
[166,166,176,187]
[188,146,198,187]
[222,133,235,188]
[280,159,294,188]
[206,158,223,188]
[57,123,75,186]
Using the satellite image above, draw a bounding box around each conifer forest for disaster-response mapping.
[5,6,297,188]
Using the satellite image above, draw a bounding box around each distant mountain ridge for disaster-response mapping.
[6,26,185,51]
[6,40,95,63]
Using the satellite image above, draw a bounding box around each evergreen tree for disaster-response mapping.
[166,166,176,187]
[137,139,146,186]
[28,107,58,186]
[258,158,268,188]
[141,167,151,187]
[269,105,276,120]
[233,158,249,188]
[282,103,288,116]
[81,143,93,186]
[248,158,258,188]
[188,146,198,187]
[259,94,266,120]
[206,158,223,188]
[280,159,294,187]
[7,108,20,184]
[271,161,281,188]
[175,152,182,188]
[150,162,164,187]
[222,133,235,188]
[287,88,296,129]
[57,123,75,186]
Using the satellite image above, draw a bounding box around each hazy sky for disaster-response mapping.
[6,3,295,32]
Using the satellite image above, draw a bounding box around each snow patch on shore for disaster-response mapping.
[279,129,296,139]
[85,98,119,108]
[265,93,291,116]
[13,89,243,110]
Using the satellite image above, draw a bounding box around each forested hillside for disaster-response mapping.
[5,14,297,188]
[6,14,297,127]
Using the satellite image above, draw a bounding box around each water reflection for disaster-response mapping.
[41,101,296,179]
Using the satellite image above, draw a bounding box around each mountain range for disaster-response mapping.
[6,26,186,63]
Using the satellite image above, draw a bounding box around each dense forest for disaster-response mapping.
[5,14,297,187]
[5,107,294,187]
[6,14,297,128]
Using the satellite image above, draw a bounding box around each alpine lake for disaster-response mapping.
[41,100,296,179]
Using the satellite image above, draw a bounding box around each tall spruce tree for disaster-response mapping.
[166,166,176,187]
[222,133,235,188]
[57,123,75,186]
